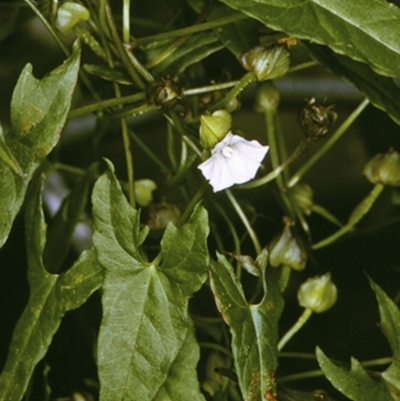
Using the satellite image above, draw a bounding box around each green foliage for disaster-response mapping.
[1,1,400,400]
[91,161,209,401]
[316,278,400,401]
[0,175,103,401]
[219,0,400,77]
[209,255,284,400]
[0,41,80,248]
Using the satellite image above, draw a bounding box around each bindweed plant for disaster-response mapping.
[0,1,400,400]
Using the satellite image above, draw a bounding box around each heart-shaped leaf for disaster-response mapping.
[92,160,209,401]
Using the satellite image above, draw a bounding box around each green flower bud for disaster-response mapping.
[55,2,90,35]
[269,219,306,271]
[290,183,314,215]
[199,109,232,149]
[134,179,157,207]
[298,98,337,141]
[363,149,400,186]
[254,81,281,112]
[240,44,290,82]
[297,273,337,313]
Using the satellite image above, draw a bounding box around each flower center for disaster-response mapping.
[222,146,234,158]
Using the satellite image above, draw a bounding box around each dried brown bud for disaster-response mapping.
[146,76,183,107]
[298,98,337,140]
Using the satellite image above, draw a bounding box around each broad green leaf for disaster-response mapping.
[209,255,284,401]
[43,164,97,273]
[92,160,209,401]
[153,323,205,401]
[0,122,23,178]
[304,43,400,126]
[146,31,223,76]
[0,41,80,249]
[219,0,400,78]
[0,175,104,401]
[188,0,259,59]
[316,278,400,401]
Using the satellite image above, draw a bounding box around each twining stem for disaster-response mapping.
[287,97,370,189]
[312,183,384,249]
[23,0,69,56]
[183,81,237,96]
[240,138,310,189]
[105,1,144,89]
[209,72,257,112]
[278,308,313,351]
[68,93,146,118]
[121,118,136,208]
[122,0,130,44]
[226,189,262,255]
[177,182,208,226]
[130,13,247,47]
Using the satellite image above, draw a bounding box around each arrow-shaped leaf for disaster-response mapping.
[0,41,80,248]
[209,254,284,401]
[316,278,400,401]
[92,160,209,401]
[0,175,104,401]
[220,0,400,78]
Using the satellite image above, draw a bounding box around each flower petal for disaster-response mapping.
[198,133,270,192]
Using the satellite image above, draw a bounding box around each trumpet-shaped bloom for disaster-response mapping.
[198,133,269,192]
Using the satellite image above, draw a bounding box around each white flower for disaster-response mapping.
[198,133,269,192]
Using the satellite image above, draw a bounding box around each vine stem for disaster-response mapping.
[225,189,262,255]
[312,183,384,250]
[130,13,247,47]
[287,97,370,189]
[177,183,208,227]
[105,1,144,89]
[122,0,130,44]
[68,92,146,118]
[240,138,310,189]
[278,308,313,351]
[209,72,257,112]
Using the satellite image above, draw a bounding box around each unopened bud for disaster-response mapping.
[298,98,337,141]
[240,44,290,82]
[146,76,183,108]
[269,219,306,271]
[297,273,337,313]
[134,179,157,207]
[199,110,232,149]
[290,183,314,215]
[363,149,400,186]
[56,2,90,35]
[254,81,281,112]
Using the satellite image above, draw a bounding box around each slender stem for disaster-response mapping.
[213,202,242,279]
[278,308,313,351]
[68,92,146,118]
[121,118,136,208]
[288,60,318,74]
[130,13,247,47]
[287,98,370,189]
[122,0,130,44]
[53,163,87,176]
[226,189,262,255]
[198,342,233,358]
[277,369,324,384]
[183,81,237,96]
[312,183,384,250]
[23,0,69,56]
[129,130,172,174]
[311,204,343,227]
[105,1,145,89]
[209,72,257,112]
[177,183,208,226]
[240,139,310,189]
